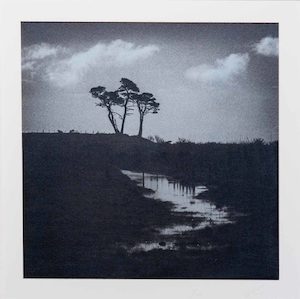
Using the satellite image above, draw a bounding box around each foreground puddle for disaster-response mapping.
[121,170,234,252]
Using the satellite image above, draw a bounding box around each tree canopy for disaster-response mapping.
[89,79,159,137]
[90,86,123,133]
[135,92,160,137]
[117,78,140,134]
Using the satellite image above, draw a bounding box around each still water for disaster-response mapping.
[121,170,233,252]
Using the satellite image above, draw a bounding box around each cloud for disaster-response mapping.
[22,40,160,86]
[22,43,68,79]
[22,43,67,61]
[185,53,250,83]
[22,60,36,71]
[46,39,159,86]
[253,36,278,57]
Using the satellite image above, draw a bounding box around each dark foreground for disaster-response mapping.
[23,133,278,278]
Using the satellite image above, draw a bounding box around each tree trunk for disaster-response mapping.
[107,108,119,133]
[120,98,128,134]
[138,115,144,137]
[120,90,129,134]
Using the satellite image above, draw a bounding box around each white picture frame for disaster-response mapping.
[1,0,300,298]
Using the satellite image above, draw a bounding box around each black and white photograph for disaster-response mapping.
[3,1,300,298]
[22,22,278,279]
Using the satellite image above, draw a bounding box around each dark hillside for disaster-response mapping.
[23,133,278,278]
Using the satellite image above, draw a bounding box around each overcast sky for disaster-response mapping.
[22,22,278,142]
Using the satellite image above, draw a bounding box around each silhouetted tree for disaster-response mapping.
[135,93,159,137]
[117,78,140,134]
[90,86,123,133]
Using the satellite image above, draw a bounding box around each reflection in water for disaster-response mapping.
[121,170,233,252]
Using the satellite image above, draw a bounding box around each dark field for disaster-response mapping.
[23,133,278,278]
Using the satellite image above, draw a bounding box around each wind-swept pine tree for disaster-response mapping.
[134,92,160,137]
[89,86,123,133]
[117,78,140,134]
